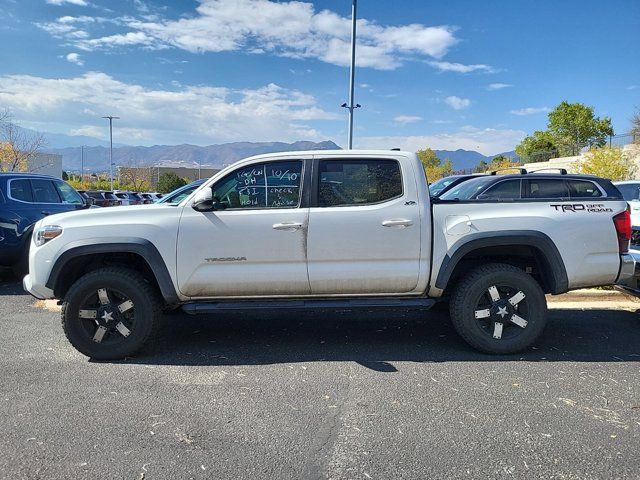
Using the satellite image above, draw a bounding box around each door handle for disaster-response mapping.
[382,219,413,228]
[41,211,51,216]
[273,222,304,231]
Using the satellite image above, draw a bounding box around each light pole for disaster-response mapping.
[341,0,359,149]
[102,115,120,190]
[80,145,84,183]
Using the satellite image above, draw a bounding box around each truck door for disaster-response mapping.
[306,156,422,294]
[176,159,311,297]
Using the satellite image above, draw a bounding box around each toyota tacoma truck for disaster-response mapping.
[22,150,635,360]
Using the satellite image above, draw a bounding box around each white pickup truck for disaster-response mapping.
[23,150,635,359]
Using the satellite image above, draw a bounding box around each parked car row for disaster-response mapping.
[77,190,163,207]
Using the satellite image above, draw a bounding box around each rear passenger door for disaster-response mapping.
[306,157,421,294]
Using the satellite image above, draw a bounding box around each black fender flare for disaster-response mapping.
[435,230,569,294]
[45,237,179,304]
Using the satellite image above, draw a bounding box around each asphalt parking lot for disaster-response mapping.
[1,272,640,480]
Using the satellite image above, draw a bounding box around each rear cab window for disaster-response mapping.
[317,159,402,207]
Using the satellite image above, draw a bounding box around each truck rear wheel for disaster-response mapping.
[450,263,547,354]
[61,267,161,360]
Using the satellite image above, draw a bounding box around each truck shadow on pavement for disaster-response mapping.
[118,307,640,370]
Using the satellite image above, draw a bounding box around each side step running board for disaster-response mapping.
[181,297,436,315]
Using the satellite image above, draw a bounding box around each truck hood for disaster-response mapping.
[36,204,179,228]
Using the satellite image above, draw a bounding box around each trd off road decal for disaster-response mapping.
[550,203,613,213]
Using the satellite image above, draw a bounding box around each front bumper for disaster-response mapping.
[22,273,54,300]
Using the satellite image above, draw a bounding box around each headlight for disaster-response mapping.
[34,225,63,247]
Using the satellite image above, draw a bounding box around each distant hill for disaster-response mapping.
[434,149,519,171]
[45,140,341,172]
[32,126,518,173]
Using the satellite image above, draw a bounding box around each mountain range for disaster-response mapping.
[32,128,516,173]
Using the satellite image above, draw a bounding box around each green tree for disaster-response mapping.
[548,101,613,155]
[515,130,559,163]
[632,107,640,143]
[486,155,521,173]
[416,148,440,169]
[575,147,636,181]
[62,171,69,180]
[157,172,187,193]
[474,160,488,173]
[416,148,452,182]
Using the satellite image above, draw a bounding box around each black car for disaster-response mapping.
[0,173,92,275]
[428,174,484,197]
[436,171,621,202]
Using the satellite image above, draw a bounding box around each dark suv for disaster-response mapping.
[0,173,92,275]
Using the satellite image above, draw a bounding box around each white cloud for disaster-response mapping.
[0,72,339,145]
[428,61,495,73]
[510,107,550,116]
[69,125,104,138]
[355,127,526,156]
[65,52,84,65]
[46,0,88,5]
[444,96,471,110]
[487,83,512,90]
[37,0,460,70]
[394,115,422,125]
[628,85,638,90]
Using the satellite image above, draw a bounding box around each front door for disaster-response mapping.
[306,157,422,294]
[176,159,310,298]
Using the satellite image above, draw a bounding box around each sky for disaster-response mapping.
[0,0,638,155]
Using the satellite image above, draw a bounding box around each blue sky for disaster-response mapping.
[0,0,638,155]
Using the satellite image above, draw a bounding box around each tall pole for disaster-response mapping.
[80,145,84,183]
[102,115,119,190]
[347,0,358,149]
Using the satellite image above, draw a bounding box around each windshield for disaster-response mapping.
[439,176,498,200]
[429,176,459,196]
[616,183,640,202]
[157,183,201,204]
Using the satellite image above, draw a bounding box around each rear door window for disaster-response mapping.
[318,159,402,207]
[31,179,61,203]
[10,179,33,202]
[526,179,569,199]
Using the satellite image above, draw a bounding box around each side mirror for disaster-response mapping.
[192,188,214,212]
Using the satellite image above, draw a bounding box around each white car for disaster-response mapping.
[23,150,635,359]
[613,181,640,226]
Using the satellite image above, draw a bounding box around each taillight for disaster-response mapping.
[613,209,631,253]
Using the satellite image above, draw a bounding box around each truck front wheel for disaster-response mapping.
[61,267,161,360]
[450,263,547,354]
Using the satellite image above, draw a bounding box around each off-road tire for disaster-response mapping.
[61,267,161,360]
[450,263,547,354]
